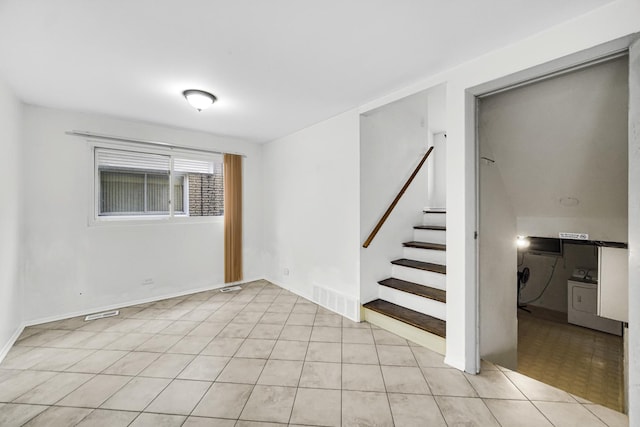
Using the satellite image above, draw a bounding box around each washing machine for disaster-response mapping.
[567,278,622,336]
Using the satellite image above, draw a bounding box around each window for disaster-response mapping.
[95,147,223,219]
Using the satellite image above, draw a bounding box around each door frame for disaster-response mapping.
[468,35,637,374]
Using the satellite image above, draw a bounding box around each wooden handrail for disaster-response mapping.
[363,146,434,248]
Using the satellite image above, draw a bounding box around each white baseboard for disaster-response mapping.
[0,325,25,365]
[23,276,263,328]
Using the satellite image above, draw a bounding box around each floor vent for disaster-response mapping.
[312,285,359,320]
[220,286,242,293]
[84,310,119,321]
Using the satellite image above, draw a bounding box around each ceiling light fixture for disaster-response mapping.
[183,89,217,111]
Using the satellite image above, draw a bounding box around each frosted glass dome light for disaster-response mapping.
[183,89,217,111]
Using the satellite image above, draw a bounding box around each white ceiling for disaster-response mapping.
[0,0,616,143]
[479,55,628,220]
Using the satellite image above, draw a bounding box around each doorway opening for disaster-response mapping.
[477,53,629,412]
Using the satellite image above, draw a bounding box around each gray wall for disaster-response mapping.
[478,143,518,369]
[481,56,629,242]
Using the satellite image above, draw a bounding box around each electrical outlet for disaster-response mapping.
[141,278,154,286]
[283,268,290,276]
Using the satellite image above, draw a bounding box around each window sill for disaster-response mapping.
[89,215,224,227]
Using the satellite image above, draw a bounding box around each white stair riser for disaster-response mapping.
[378,285,446,321]
[403,247,446,265]
[423,213,446,227]
[413,228,446,244]
[391,265,446,290]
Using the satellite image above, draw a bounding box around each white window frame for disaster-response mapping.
[88,140,224,226]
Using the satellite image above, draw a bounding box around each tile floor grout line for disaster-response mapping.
[176,284,267,423]
[371,334,396,426]
[229,285,287,424]
[410,345,435,396]
[280,292,310,426]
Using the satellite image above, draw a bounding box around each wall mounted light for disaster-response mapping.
[183,89,217,111]
[516,235,530,249]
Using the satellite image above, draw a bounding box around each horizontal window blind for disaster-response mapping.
[174,156,222,174]
[96,148,170,172]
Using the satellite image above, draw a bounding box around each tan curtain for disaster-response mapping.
[224,154,243,283]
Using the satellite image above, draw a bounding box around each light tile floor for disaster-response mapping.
[518,308,624,412]
[0,280,628,426]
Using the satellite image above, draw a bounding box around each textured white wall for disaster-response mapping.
[0,77,23,360]
[21,106,264,324]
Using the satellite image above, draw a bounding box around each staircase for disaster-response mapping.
[363,209,447,354]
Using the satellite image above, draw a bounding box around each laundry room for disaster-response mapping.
[477,52,630,413]
[518,238,624,339]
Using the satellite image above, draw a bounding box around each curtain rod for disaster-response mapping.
[66,130,247,157]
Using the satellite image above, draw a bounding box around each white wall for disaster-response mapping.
[427,132,447,209]
[0,77,23,359]
[21,106,263,324]
[262,110,360,314]
[360,93,431,304]
[260,0,640,380]
[627,37,640,423]
[478,148,518,369]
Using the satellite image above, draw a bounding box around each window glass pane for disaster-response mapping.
[100,171,145,214]
[176,157,224,217]
[174,175,185,213]
[146,173,170,213]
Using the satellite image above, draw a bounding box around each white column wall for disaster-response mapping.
[627,36,640,424]
[0,77,24,360]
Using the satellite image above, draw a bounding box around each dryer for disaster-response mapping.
[567,279,622,336]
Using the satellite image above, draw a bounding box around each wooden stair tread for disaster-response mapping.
[414,225,446,231]
[423,209,446,214]
[363,299,446,338]
[403,241,446,251]
[391,258,446,274]
[379,278,446,303]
